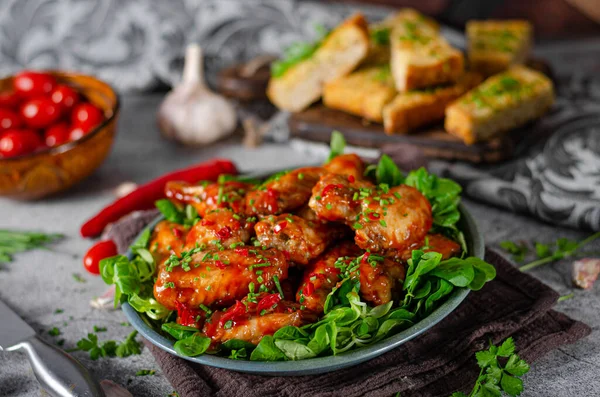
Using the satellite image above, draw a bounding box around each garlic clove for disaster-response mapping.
[572,258,600,289]
[158,44,238,146]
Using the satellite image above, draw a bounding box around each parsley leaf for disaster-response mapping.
[116,331,142,358]
[509,231,600,272]
[74,331,142,360]
[499,241,528,262]
[456,338,530,397]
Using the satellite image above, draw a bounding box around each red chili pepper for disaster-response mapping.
[172,228,183,239]
[347,175,355,183]
[273,221,287,234]
[234,247,249,257]
[361,252,371,264]
[175,301,202,328]
[256,293,282,314]
[367,212,381,221]
[303,281,315,297]
[220,300,246,326]
[214,260,227,269]
[265,188,279,213]
[80,159,237,237]
[216,226,232,240]
[321,183,344,197]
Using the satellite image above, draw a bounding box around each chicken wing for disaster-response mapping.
[149,220,188,259]
[324,153,366,180]
[309,173,373,222]
[204,295,317,345]
[395,233,462,261]
[311,177,432,252]
[184,209,255,250]
[354,185,432,252]
[255,214,349,265]
[154,247,288,310]
[165,180,251,217]
[359,255,406,306]
[245,167,325,215]
[297,241,362,313]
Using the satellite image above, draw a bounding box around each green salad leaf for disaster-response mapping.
[327,130,347,163]
[100,236,170,320]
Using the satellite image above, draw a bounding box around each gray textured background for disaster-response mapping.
[0,95,599,396]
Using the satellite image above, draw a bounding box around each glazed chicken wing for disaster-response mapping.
[149,221,188,259]
[184,209,255,250]
[359,256,406,306]
[309,173,373,222]
[255,214,349,265]
[204,295,317,345]
[311,177,432,252]
[297,241,362,313]
[354,185,432,252]
[324,153,366,180]
[165,180,251,217]
[154,247,288,310]
[395,233,462,261]
[245,167,325,215]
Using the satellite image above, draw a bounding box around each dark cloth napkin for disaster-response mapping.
[101,209,590,397]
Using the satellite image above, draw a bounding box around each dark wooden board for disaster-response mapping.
[289,105,520,163]
[218,56,554,163]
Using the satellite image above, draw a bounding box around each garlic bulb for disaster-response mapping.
[158,44,237,145]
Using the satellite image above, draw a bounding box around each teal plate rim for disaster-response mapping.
[123,192,484,376]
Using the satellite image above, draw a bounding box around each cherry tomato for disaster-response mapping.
[0,91,20,108]
[13,71,56,98]
[71,103,103,132]
[67,125,86,141]
[83,240,118,275]
[20,98,61,129]
[50,84,79,113]
[44,123,70,147]
[0,109,21,130]
[0,129,42,157]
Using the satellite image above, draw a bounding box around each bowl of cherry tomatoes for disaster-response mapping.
[0,70,119,199]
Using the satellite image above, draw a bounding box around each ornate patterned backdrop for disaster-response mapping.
[1,0,598,231]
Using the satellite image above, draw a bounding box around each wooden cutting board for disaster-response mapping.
[219,57,553,163]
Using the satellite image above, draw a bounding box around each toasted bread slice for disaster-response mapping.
[382,72,482,134]
[267,14,369,112]
[445,66,554,145]
[364,9,439,67]
[467,20,532,77]
[390,16,464,91]
[323,65,396,123]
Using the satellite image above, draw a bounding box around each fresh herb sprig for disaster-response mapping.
[0,229,63,264]
[499,232,600,272]
[452,337,530,397]
[73,330,142,360]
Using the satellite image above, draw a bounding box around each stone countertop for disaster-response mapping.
[0,95,598,397]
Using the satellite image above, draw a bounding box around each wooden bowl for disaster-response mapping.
[0,71,120,200]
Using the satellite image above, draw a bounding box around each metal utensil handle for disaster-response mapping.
[8,335,105,397]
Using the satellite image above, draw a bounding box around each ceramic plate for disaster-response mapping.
[123,198,483,376]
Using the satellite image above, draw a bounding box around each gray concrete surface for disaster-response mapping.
[0,95,598,397]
